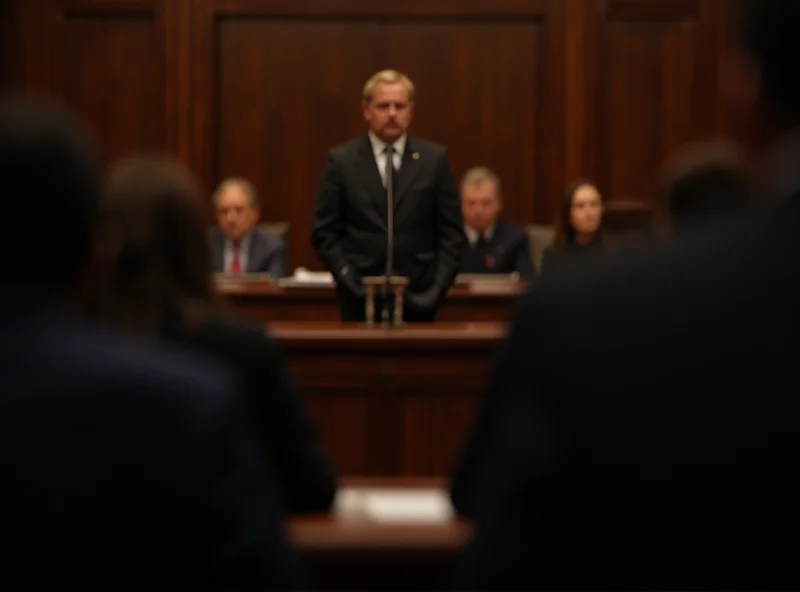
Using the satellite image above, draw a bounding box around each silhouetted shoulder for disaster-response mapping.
[6,314,236,416]
[188,314,279,364]
[519,204,775,347]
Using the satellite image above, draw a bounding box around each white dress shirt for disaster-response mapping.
[368,131,406,187]
[464,224,496,247]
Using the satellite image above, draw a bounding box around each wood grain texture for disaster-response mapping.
[6,0,733,267]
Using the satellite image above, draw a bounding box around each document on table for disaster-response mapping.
[277,266,334,288]
[335,487,454,523]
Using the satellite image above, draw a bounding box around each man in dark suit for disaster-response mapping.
[311,69,465,322]
[452,1,800,589]
[209,177,286,277]
[0,97,305,589]
[457,166,535,281]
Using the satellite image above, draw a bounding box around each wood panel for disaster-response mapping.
[4,0,53,95]
[0,1,11,90]
[273,322,502,476]
[580,0,728,205]
[5,0,733,264]
[218,283,521,323]
[8,0,192,168]
[60,9,165,164]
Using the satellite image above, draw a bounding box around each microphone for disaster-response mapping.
[382,144,395,325]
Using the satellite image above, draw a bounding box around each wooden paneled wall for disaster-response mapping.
[3,0,733,271]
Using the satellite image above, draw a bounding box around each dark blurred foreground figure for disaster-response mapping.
[659,140,751,237]
[452,1,800,588]
[92,154,337,514]
[0,96,306,589]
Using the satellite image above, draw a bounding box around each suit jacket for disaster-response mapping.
[311,135,464,297]
[452,193,800,589]
[209,227,286,277]
[539,242,603,277]
[162,313,337,514]
[459,220,535,280]
[0,296,306,589]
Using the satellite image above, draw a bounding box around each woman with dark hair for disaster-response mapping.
[540,179,605,275]
[92,155,337,514]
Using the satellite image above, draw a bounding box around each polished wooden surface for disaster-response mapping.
[288,477,470,591]
[269,320,505,348]
[220,282,520,323]
[289,477,470,551]
[270,322,506,476]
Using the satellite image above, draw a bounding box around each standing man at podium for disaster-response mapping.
[311,69,464,322]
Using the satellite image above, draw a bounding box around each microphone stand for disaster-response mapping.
[382,145,394,326]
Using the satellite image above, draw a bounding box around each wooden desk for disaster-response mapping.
[288,477,471,591]
[269,322,506,476]
[220,282,520,323]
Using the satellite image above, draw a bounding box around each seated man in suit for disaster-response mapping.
[209,177,285,277]
[458,166,535,281]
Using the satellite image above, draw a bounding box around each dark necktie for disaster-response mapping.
[384,144,397,195]
[476,235,495,270]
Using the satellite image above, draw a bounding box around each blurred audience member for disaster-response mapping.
[658,141,751,238]
[458,166,535,281]
[0,96,305,589]
[452,0,800,589]
[209,177,286,277]
[92,155,337,514]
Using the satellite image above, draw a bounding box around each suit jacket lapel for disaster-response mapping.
[247,231,264,273]
[394,139,421,211]
[356,136,388,225]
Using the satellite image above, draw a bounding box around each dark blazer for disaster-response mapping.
[452,194,800,590]
[311,135,464,298]
[209,227,286,277]
[459,220,535,280]
[162,314,337,514]
[539,242,603,277]
[0,298,306,589]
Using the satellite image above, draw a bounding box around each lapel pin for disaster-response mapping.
[411,152,420,160]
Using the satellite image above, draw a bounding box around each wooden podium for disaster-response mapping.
[268,321,507,476]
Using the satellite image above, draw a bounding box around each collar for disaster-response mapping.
[225,228,254,250]
[464,223,496,246]
[368,131,407,159]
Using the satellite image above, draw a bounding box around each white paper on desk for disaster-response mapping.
[292,267,334,284]
[335,487,454,523]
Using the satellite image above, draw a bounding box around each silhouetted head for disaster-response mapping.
[93,154,219,335]
[659,141,750,236]
[726,0,800,154]
[0,95,100,293]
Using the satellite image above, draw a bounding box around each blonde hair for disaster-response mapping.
[362,70,416,103]
[460,166,502,197]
